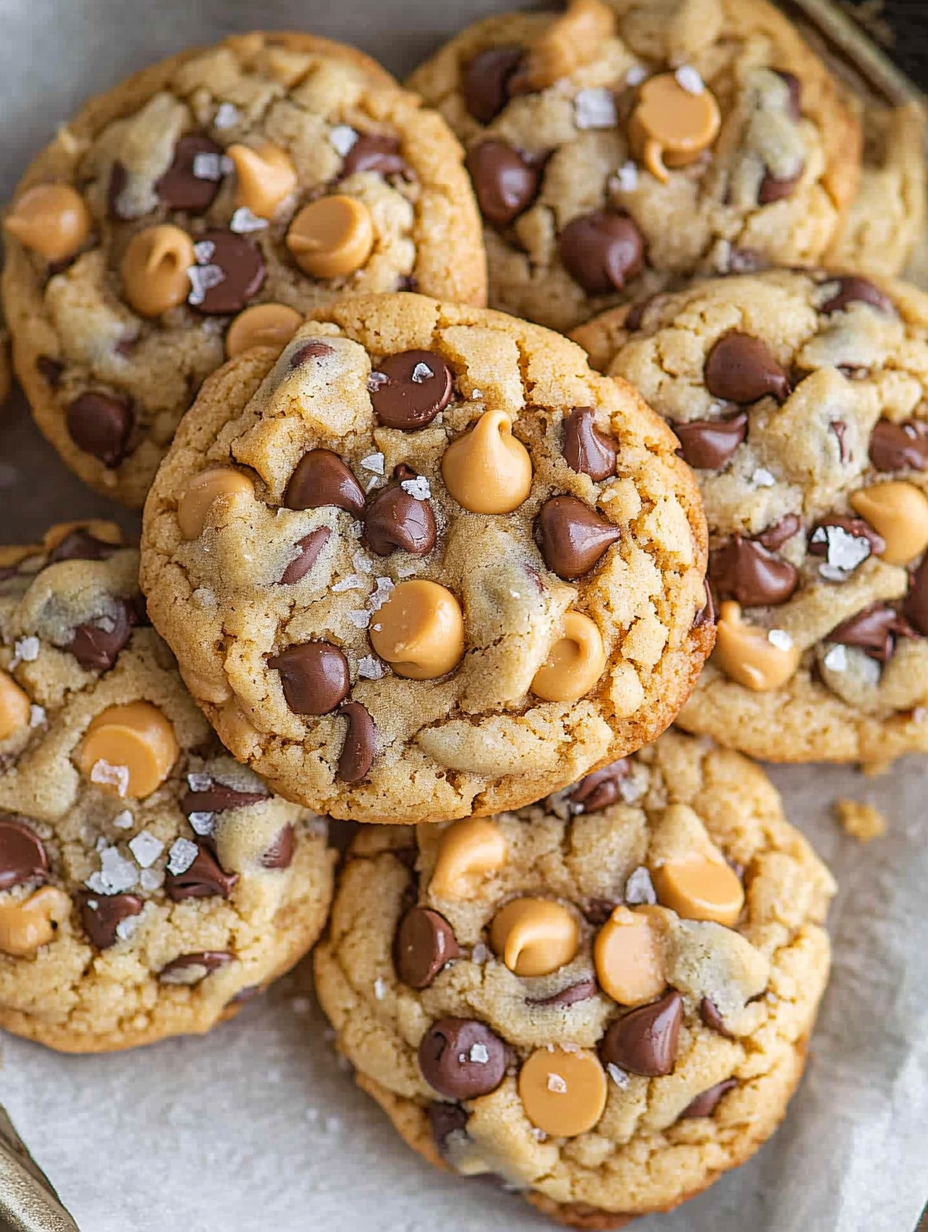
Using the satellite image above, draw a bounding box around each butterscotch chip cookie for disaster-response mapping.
[1,32,486,509]
[407,0,860,334]
[573,269,928,764]
[140,293,711,825]
[0,522,334,1052]
[314,730,836,1228]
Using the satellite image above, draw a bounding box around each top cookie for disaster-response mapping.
[574,269,928,765]
[140,293,711,825]
[2,31,486,508]
[408,0,861,333]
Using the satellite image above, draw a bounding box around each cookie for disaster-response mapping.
[0,521,334,1052]
[407,0,861,334]
[314,729,836,1228]
[574,268,928,764]
[1,32,486,509]
[139,292,712,825]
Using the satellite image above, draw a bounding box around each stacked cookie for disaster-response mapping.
[0,3,923,1227]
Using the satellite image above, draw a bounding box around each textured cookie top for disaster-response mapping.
[140,293,711,825]
[407,0,860,333]
[0,522,333,1052]
[574,270,928,765]
[2,31,485,507]
[314,730,835,1223]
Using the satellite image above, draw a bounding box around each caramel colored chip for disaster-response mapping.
[78,701,179,799]
[0,886,71,957]
[4,183,91,262]
[226,303,303,359]
[594,905,666,1006]
[227,142,298,219]
[518,1047,607,1139]
[177,467,255,540]
[369,579,464,679]
[0,672,31,742]
[286,195,374,279]
[713,601,801,692]
[849,482,928,566]
[653,859,744,927]
[510,0,616,93]
[441,410,533,514]
[43,520,123,554]
[531,611,606,702]
[629,73,721,183]
[429,817,507,900]
[120,225,197,318]
[489,897,579,977]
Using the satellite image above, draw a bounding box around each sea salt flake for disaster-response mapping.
[574,87,618,130]
[187,773,213,793]
[193,152,226,181]
[814,525,872,576]
[348,610,371,629]
[411,362,433,383]
[751,468,776,488]
[607,1063,630,1089]
[167,837,199,875]
[86,846,138,895]
[367,371,389,392]
[140,868,164,891]
[116,914,142,943]
[531,1128,548,1141]
[472,389,483,399]
[352,551,374,574]
[193,240,217,263]
[624,866,656,905]
[91,759,130,797]
[95,837,108,853]
[368,577,395,611]
[329,125,359,156]
[214,102,240,129]
[823,644,848,673]
[188,811,216,837]
[113,810,134,830]
[469,1043,490,1064]
[333,574,367,593]
[14,636,39,663]
[374,977,387,1001]
[675,65,705,95]
[401,476,431,501]
[360,452,385,475]
[471,942,490,964]
[626,65,648,86]
[619,777,644,804]
[365,476,383,493]
[547,1073,568,1094]
[357,655,385,680]
[188,265,225,306]
[129,831,164,868]
[612,160,639,193]
[397,565,417,578]
[230,206,268,234]
[768,629,793,651]
[29,705,45,728]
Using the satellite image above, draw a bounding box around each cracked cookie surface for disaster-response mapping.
[407,0,860,334]
[2,31,486,508]
[0,522,334,1052]
[314,730,835,1228]
[140,292,711,824]
[574,269,928,764]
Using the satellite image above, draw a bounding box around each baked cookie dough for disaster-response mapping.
[0,521,334,1052]
[140,293,711,825]
[407,0,860,333]
[574,269,928,764]
[314,730,836,1228]
[2,31,486,508]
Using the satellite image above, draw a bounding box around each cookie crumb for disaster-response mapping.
[835,798,886,843]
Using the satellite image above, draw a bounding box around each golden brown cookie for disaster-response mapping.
[2,31,486,508]
[140,292,712,824]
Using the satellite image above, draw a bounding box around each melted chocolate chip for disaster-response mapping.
[107,160,129,219]
[808,516,885,562]
[181,780,269,817]
[261,824,295,870]
[159,950,235,984]
[869,420,928,472]
[584,899,619,926]
[365,477,437,556]
[280,528,331,584]
[370,350,453,430]
[775,70,803,121]
[289,340,334,367]
[562,408,618,481]
[830,420,850,464]
[189,230,265,315]
[394,907,461,988]
[674,412,747,470]
[418,1018,507,1099]
[156,135,226,213]
[758,166,803,205]
[47,529,121,565]
[680,1078,738,1119]
[624,293,665,333]
[36,356,64,387]
[569,760,630,813]
[337,702,377,783]
[905,556,928,637]
[694,580,717,628]
[699,996,734,1039]
[67,601,135,671]
[709,537,798,607]
[600,990,683,1077]
[704,334,790,404]
[462,45,524,124]
[526,977,598,1007]
[756,514,802,551]
[559,211,645,296]
[342,135,407,179]
[165,844,238,901]
[284,450,365,517]
[820,276,894,316]
[80,892,143,949]
[466,141,541,227]
[829,604,916,663]
[429,1102,469,1155]
[268,642,350,716]
[66,393,134,467]
[537,496,622,580]
[0,816,48,891]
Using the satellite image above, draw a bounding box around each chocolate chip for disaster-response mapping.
[396,274,418,293]
[830,420,850,464]
[261,824,295,870]
[67,600,135,670]
[189,230,265,315]
[559,211,645,296]
[537,496,622,580]
[268,642,350,715]
[704,333,790,404]
[674,412,747,469]
[429,1102,469,1155]
[418,1017,507,1099]
[562,408,618,481]
[37,356,64,387]
[66,393,134,467]
[159,950,235,984]
[600,990,683,1077]
[156,135,226,213]
[47,529,121,565]
[466,141,540,227]
[79,892,143,949]
[699,996,734,1039]
[165,843,238,901]
[820,276,894,316]
[758,166,803,205]
[289,340,334,367]
[808,516,885,563]
[526,977,598,1007]
[364,477,437,556]
[181,780,269,816]
[694,580,716,628]
[342,135,407,179]
[337,701,377,783]
[756,514,802,551]
[462,45,524,124]
[583,899,618,926]
[228,983,263,1006]
[829,604,916,663]
[0,816,48,890]
[107,160,129,219]
[569,760,630,813]
[775,70,803,122]
[680,1078,737,1119]
[869,420,928,472]
[905,556,928,636]
[370,350,453,430]
[284,449,365,516]
[624,293,665,334]
[709,537,798,607]
[280,529,332,584]
[394,907,461,988]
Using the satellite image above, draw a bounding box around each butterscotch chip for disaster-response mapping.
[652,859,744,927]
[849,482,928,566]
[0,672,32,742]
[79,702,180,800]
[441,409,533,514]
[628,73,722,183]
[227,143,297,219]
[489,897,579,977]
[287,195,375,279]
[429,817,507,901]
[518,1047,608,1138]
[713,602,801,693]
[4,183,91,262]
[0,887,71,957]
[369,579,464,680]
[177,467,255,540]
[120,225,196,317]
[834,798,886,843]
[226,303,303,359]
[531,611,607,703]
[593,905,665,1005]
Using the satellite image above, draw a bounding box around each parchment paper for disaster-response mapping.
[0,3,925,1229]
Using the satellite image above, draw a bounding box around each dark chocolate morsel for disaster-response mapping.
[774,70,802,121]
[159,950,235,984]
[820,276,894,316]
[679,1078,738,1119]
[699,996,734,1039]
[289,340,334,367]
[757,514,802,551]
[156,135,226,213]
[47,529,122,564]
[394,907,461,989]
[828,604,916,663]
[537,496,622,580]
[337,702,377,783]
[600,990,684,1077]
[462,45,524,124]
[429,1102,469,1155]
[559,210,645,296]
[364,480,437,557]
[188,230,265,315]
[869,420,928,473]
[268,643,350,716]
[284,449,365,516]
[79,892,143,950]
[260,825,295,870]
[526,977,598,1007]
[562,408,618,481]
[67,601,135,671]
[709,537,798,607]
[165,843,238,901]
[181,780,269,816]
[418,1017,507,1100]
[466,141,541,227]
[0,816,48,891]
[107,160,129,219]
[674,413,747,470]
[342,134,407,179]
[370,350,454,430]
[905,556,928,637]
[704,333,790,404]
[584,899,619,927]
[569,760,630,813]
[280,529,332,584]
[758,166,803,205]
[37,356,64,386]
[66,393,134,468]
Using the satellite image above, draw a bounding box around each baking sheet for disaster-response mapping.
[0,2,926,1229]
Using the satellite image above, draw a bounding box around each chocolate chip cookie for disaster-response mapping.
[0,521,334,1052]
[407,0,861,334]
[314,729,836,1228]
[574,269,928,764]
[2,32,486,508]
[139,292,712,825]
